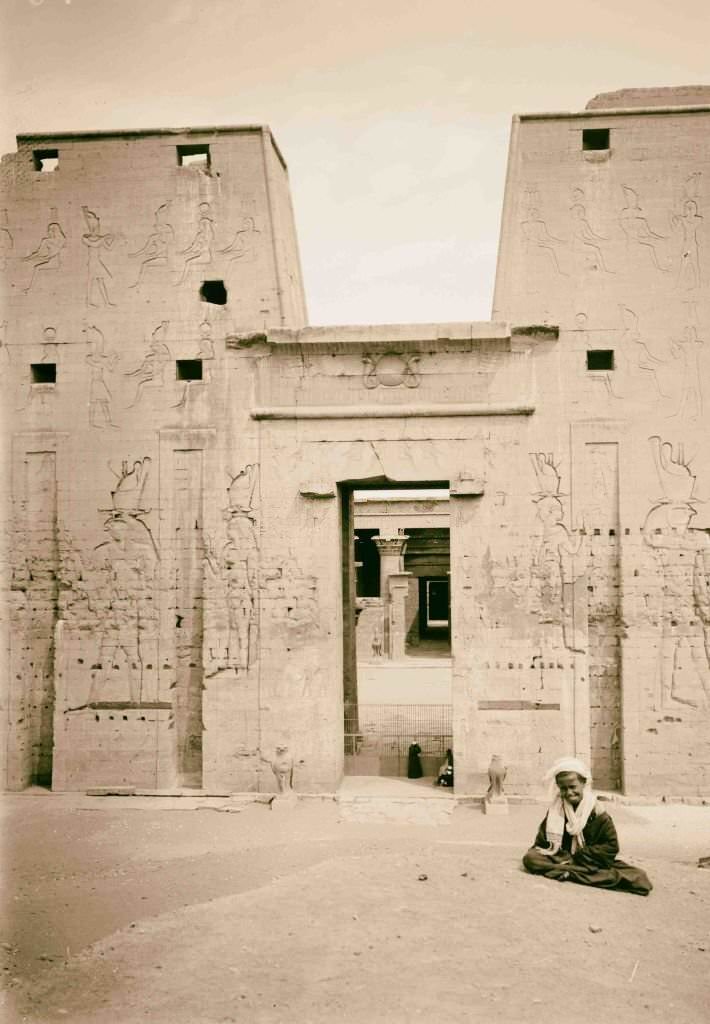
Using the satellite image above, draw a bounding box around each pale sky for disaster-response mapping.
[2,0,708,324]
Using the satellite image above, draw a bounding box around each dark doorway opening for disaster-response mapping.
[342,482,452,782]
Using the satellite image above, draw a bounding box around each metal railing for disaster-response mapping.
[344,703,452,776]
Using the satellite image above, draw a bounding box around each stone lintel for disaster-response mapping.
[251,402,535,420]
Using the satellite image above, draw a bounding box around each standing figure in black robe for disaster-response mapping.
[522,757,652,896]
[407,742,423,779]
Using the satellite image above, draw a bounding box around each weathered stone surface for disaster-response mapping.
[2,95,709,800]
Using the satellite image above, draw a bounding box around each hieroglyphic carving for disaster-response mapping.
[84,325,119,428]
[81,206,117,306]
[619,186,669,272]
[219,216,261,263]
[125,321,171,407]
[204,464,258,674]
[521,186,567,276]
[0,209,13,270]
[129,201,175,288]
[362,353,420,389]
[173,321,215,409]
[604,305,704,420]
[569,188,612,273]
[642,436,710,709]
[529,452,586,652]
[176,202,215,284]
[22,214,66,293]
[73,458,160,708]
[672,175,702,290]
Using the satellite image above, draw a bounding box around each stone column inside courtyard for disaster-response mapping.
[373,534,409,659]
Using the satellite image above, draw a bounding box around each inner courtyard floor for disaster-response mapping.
[3,792,709,1023]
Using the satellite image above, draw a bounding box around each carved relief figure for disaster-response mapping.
[84,458,159,706]
[619,186,669,272]
[667,325,704,421]
[125,321,171,407]
[204,464,259,674]
[176,202,215,284]
[672,198,702,291]
[81,206,116,306]
[642,436,710,709]
[219,215,261,263]
[362,352,420,389]
[174,321,215,409]
[521,196,567,275]
[129,201,175,288]
[23,218,66,293]
[530,452,586,652]
[569,189,612,273]
[85,324,119,428]
[0,209,13,270]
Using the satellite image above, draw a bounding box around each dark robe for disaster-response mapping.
[523,807,652,896]
[407,743,423,779]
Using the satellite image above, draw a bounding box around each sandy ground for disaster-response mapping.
[2,788,709,1024]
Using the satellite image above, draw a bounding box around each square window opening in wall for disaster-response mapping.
[200,279,227,305]
[587,350,614,371]
[582,128,610,151]
[177,144,210,168]
[31,363,57,384]
[33,149,59,172]
[176,359,203,381]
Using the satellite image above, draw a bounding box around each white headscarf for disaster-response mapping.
[537,757,597,856]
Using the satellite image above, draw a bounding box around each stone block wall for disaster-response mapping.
[493,98,710,796]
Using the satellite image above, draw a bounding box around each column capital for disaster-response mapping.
[373,534,409,556]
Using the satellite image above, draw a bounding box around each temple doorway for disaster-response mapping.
[342,484,452,781]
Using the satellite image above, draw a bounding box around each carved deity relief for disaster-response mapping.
[671,174,702,291]
[23,212,66,293]
[125,321,171,407]
[65,457,160,709]
[642,436,710,710]
[204,464,259,675]
[84,324,119,428]
[605,305,705,421]
[129,201,175,288]
[362,352,420,389]
[175,201,215,285]
[529,452,586,652]
[82,206,118,307]
[0,209,13,270]
[569,187,612,274]
[619,186,670,272]
[520,186,567,278]
[219,215,261,264]
[174,321,215,409]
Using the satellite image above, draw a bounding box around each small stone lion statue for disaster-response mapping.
[272,745,294,795]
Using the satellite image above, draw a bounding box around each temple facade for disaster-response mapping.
[2,88,709,797]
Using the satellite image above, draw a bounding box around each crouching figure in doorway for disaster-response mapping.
[522,757,652,896]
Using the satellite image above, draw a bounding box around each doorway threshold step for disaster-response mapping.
[337,776,454,825]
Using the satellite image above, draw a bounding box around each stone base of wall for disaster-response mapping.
[52,708,174,791]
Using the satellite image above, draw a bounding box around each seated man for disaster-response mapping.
[522,757,652,896]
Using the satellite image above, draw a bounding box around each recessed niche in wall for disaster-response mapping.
[176,359,203,381]
[582,128,610,151]
[33,149,59,172]
[586,350,614,371]
[200,279,227,305]
[177,144,210,168]
[31,363,57,383]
